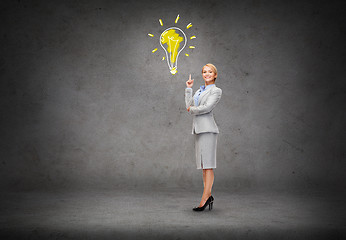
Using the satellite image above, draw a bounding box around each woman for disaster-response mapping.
[185,63,222,211]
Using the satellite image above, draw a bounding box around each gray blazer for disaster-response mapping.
[185,85,222,134]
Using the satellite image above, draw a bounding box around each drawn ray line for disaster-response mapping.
[175,14,180,23]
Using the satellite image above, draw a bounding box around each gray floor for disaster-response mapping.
[1,187,345,239]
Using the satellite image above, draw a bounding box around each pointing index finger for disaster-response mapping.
[189,74,191,81]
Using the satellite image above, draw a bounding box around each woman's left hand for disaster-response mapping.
[187,106,190,112]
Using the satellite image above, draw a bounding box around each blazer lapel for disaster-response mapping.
[198,85,214,105]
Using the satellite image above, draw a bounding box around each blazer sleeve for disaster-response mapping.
[185,88,193,109]
[189,88,222,115]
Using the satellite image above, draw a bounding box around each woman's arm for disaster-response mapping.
[189,88,222,115]
[185,88,193,109]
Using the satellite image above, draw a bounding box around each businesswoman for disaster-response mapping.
[185,63,222,211]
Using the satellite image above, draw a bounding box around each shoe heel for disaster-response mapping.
[209,202,213,210]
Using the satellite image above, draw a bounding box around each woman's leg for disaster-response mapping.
[203,169,206,188]
[199,169,214,207]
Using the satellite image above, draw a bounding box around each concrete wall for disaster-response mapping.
[1,0,345,191]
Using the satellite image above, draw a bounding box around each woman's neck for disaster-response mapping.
[205,80,215,87]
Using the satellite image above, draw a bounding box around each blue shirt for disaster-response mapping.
[193,84,215,106]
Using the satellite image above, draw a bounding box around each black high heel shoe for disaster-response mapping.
[193,196,214,211]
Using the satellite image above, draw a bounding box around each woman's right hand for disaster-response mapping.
[186,74,194,88]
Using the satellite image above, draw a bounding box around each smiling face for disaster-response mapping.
[202,65,217,85]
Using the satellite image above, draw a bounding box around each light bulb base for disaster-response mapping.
[170,68,177,75]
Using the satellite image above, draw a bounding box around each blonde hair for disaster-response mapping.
[202,63,218,81]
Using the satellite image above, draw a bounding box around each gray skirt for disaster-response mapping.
[195,132,218,169]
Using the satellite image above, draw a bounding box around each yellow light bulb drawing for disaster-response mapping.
[148,14,196,75]
[160,27,187,75]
